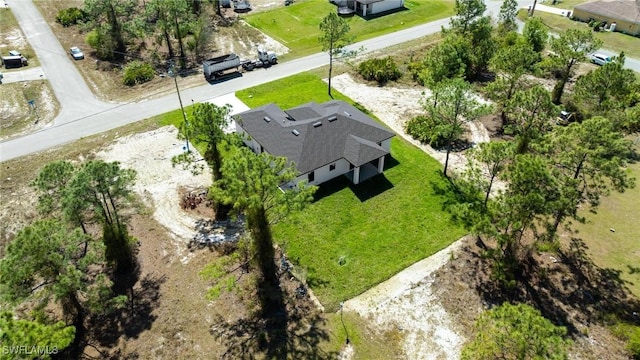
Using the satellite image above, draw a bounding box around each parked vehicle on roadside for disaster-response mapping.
[589,53,611,66]
[1,55,27,68]
[70,46,84,60]
[203,47,277,81]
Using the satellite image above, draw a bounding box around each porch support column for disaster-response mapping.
[353,166,360,184]
[377,156,385,173]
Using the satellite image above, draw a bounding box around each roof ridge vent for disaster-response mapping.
[263,116,271,123]
[313,121,322,127]
[292,129,300,136]
[327,115,337,122]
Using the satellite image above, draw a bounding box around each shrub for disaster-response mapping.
[55,7,87,27]
[86,29,116,60]
[405,115,448,148]
[611,321,640,359]
[357,57,402,85]
[122,61,155,86]
[462,302,570,360]
[407,61,427,85]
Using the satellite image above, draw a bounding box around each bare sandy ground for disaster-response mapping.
[343,239,469,360]
[96,126,213,264]
[330,74,491,177]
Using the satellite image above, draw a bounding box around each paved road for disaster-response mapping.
[6,0,112,126]
[1,0,637,162]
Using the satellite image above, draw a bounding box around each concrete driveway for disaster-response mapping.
[0,66,46,84]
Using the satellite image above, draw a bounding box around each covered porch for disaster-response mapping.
[344,155,386,184]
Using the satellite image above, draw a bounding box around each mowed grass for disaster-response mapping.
[571,151,640,298]
[244,0,455,58]
[237,73,465,311]
[518,10,640,59]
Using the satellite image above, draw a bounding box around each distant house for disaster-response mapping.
[234,100,395,186]
[332,0,406,17]
[572,0,640,35]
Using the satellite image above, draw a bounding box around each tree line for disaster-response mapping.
[397,0,638,357]
[56,0,224,85]
[0,160,137,358]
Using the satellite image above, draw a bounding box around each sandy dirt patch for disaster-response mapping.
[1,29,28,51]
[343,239,469,360]
[95,126,221,264]
[330,74,491,176]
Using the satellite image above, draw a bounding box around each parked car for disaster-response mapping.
[589,53,611,66]
[8,50,21,56]
[70,46,84,60]
[556,110,575,126]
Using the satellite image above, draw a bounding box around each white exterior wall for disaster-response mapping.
[380,138,392,152]
[294,158,351,186]
[371,0,404,14]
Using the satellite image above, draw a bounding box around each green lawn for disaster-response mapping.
[571,150,640,298]
[244,0,455,58]
[237,73,465,311]
[518,10,640,59]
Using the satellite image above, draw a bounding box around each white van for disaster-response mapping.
[589,53,612,66]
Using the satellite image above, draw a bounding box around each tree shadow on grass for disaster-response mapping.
[212,273,337,359]
[471,237,640,336]
[428,169,477,212]
[348,174,393,202]
[311,156,397,203]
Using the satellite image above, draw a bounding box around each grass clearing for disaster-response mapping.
[518,10,640,59]
[570,144,640,298]
[244,0,454,58]
[321,312,403,358]
[237,73,465,311]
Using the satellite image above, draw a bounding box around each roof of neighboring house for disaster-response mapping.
[574,0,640,25]
[235,100,395,174]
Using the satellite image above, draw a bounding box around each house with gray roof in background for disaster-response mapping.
[234,100,395,186]
[572,0,640,35]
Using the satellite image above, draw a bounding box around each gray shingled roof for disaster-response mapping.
[235,100,395,174]
[575,0,640,24]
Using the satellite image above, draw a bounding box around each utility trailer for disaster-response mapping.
[202,48,278,81]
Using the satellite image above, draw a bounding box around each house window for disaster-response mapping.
[329,164,336,171]
[308,171,315,183]
[259,145,263,153]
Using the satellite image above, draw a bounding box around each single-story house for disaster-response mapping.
[572,0,640,35]
[234,100,395,186]
[331,0,405,17]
